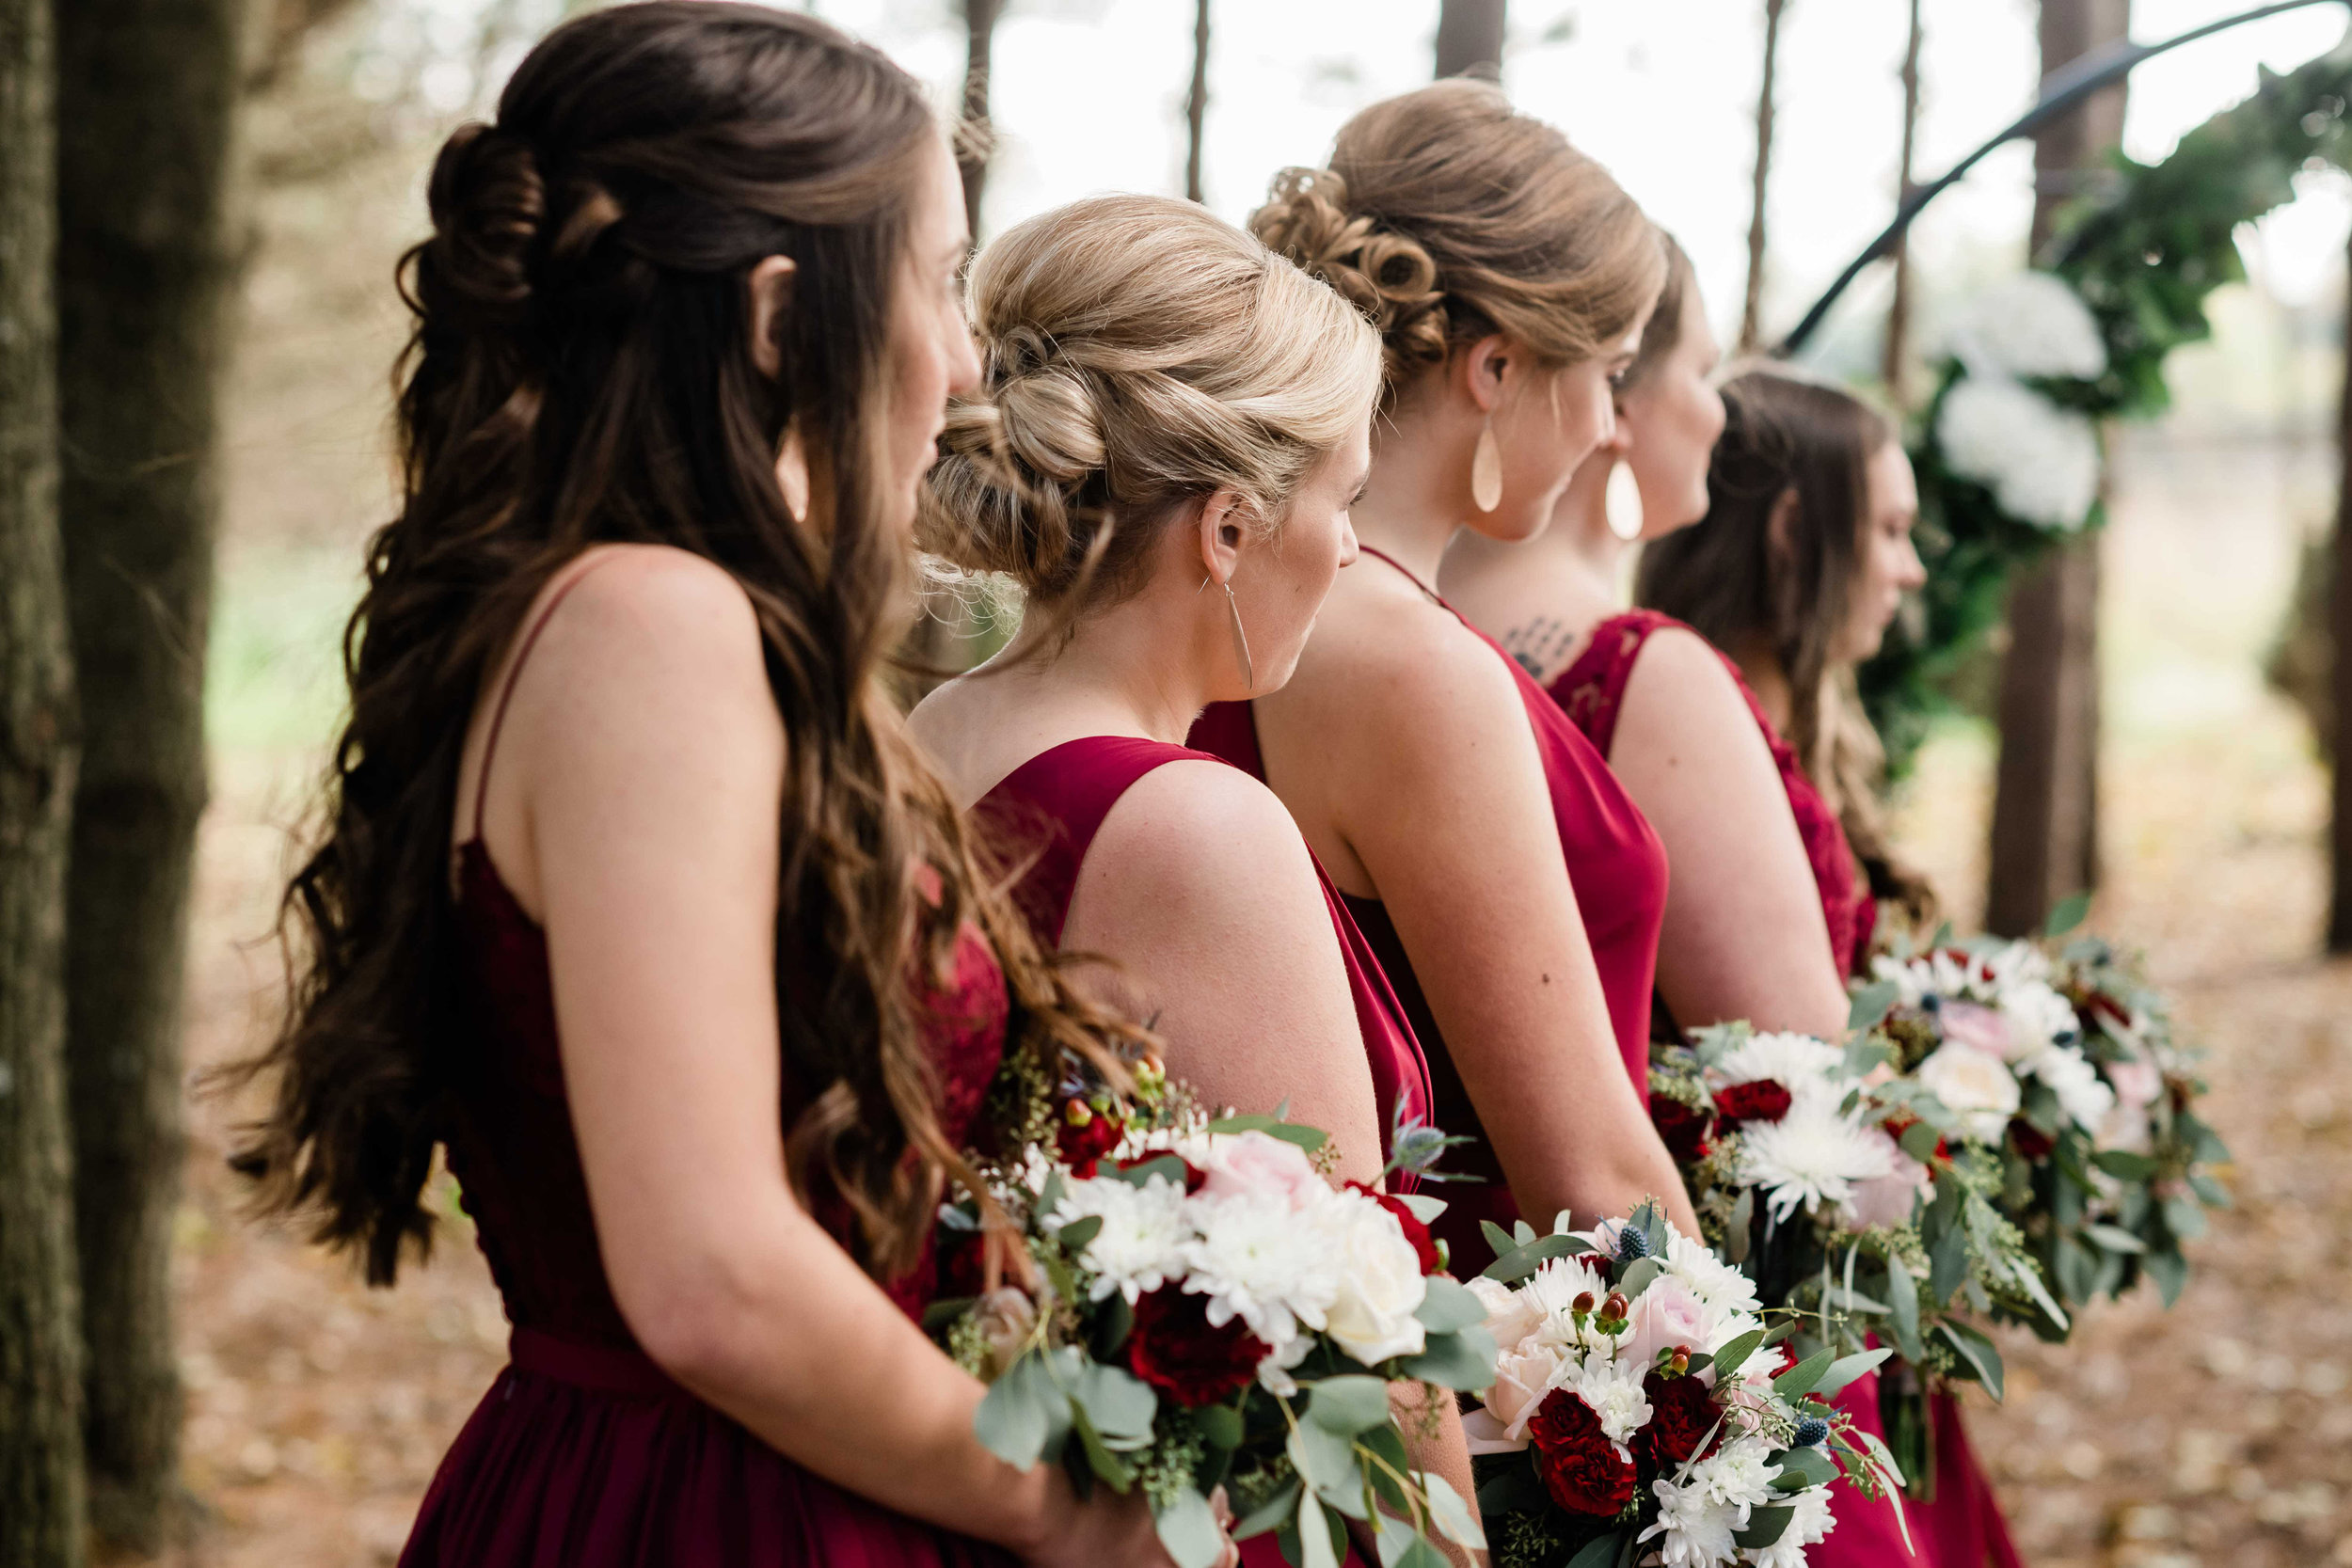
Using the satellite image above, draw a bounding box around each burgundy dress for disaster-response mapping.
[1554,610,2022,1568]
[400,574,1019,1568]
[1190,549,1668,1277]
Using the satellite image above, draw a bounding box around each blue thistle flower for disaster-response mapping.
[1793,1417,1830,1448]
[1615,1227,1650,1262]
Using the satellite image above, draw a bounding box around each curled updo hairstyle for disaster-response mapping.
[1251,79,1663,406]
[919,194,1382,609]
[1622,231,1698,395]
[1637,370,1936,928]
[236,3,1138,1286]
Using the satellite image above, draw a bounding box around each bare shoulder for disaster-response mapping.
[1094,759,1319,893]
[1294,584,1529,761]
[1614,625,1772,759]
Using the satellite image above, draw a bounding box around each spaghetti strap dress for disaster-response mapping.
[1554,609,2022,1568]
[1190,549,1669,1278]
[399,565,1019,1568]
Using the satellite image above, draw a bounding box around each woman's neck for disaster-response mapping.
[1732,636,1794,734]
[1347,412,1482,587]
[1530,462,1629,610]
[989,590,1216,746]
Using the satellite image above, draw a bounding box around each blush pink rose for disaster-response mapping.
[1622,1276,1714,1371]
[1842,1134,1935,1229]
[2106,1057,2161,1111]
[1197,1130,1327,1211]
[1486,1342,1568,1439]
[1939,1001,2015,1059]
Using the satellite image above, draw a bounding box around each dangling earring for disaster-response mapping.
[1200,573,1256,693]
[1470,415,1503,513]
[1605,459,1645,542]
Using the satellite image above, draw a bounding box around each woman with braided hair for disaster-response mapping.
[1187,80,1702,1274]
[232,8,1200,1564]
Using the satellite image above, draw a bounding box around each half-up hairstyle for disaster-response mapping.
[1636,369,1937,929]
[235,3,1138,1285]
[1250,79,1663,405]
[917,194,1382,610]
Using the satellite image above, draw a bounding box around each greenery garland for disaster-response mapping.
[1862,36,2352,772]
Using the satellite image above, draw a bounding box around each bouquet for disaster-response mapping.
[1463,1201,1896,1568]
[931,1066,1492,1568]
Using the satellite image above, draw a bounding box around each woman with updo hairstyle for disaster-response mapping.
[1444,254,1931,1566]
[912,195,1478,1553]
[230,8,1197,1565]
[1189,79,1700,1275]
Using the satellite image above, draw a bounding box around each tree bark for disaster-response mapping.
[1185,0,1211,204]
[0,0,92,1559]
[2328,223,2352,953]
[958,0,1005,235]
[1985,0,2127,938]
[1739,0,1789,355]
[54,0,247,1546]
[1434,0,1505,80]
[1882,0,1925,401]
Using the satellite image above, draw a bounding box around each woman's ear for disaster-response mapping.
[1195,487,1250,587]
[747,255,799,378]
[1458,334,1510,415]
[1765,484,1801,565]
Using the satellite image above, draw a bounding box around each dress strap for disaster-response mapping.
[470,554,619,843]
[1355,544,1445,607]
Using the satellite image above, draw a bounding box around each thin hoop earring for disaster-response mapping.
[1604,458,1645,542]
[1470,415,1503,513]
[1200,573,1255,693]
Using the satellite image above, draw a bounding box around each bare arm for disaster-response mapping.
[1606,629,1849,1039]
[1300,626,1698,1237]
[500,547,1166,1566]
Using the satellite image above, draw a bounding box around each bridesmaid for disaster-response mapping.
[232,9,1199,1565]
[1635,371,2013,1568]
[1442,269,1927,1560]
[1190,80,1700,1275]
[909,194,1474,1558]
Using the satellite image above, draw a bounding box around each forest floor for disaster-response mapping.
[138,76,2352,1568]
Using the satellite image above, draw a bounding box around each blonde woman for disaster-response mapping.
[911,193,1472,1565]
[1189,82,1700,1274]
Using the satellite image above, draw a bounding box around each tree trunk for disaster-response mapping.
[0,0,92,1559]
[2328,223,2352,953]
[1434,0,1505,80]
[1882,0,1925,401]
[1739,0,1788,355]
[1985,0,2127,938]
[958,0,1005,235]
[54,0,246,1546]
[1185,0,1211,204]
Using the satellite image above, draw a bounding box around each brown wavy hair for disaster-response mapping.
[233,3,1135,1286]
[1636,369,1937,929]
[1248,78,1662,405]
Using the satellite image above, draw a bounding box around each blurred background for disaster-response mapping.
[4,0,2349,1564]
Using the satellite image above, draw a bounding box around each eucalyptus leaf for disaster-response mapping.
[1422,1471,1487,1550]
[1772,1346,1836,1401]
[1711,1327,1765,1380]
[1615,1257,1663,1297]
[1074,1363,1157,1445]
[1153,1487,1227,1568]
[2083,1222,2147,1255]
[1307,1375,1392,1435]
[1229,1479,1299,1542]
[2044,890,2091,938]
[1848,979,1900,1033]
[972,1356,1050,1468]
[1396,1192,1448,1225]
[1735,1505,1796,1549]
[1935,1321,2005,1400]
[1414,1275,1490,1334]
[1069,1397,1136,1490]
[1770,1447,1838,1491]
[1197,1402,1243,1450]
[1814,1347,1894,1401]
[1399,1326,1497,1391]
[1565,1532,1627,1568]
[1480,1220,1518,1260]
[1884,1259,1922,1361]
[1202,1114,1328,1153]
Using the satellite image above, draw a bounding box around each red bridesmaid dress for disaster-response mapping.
[400,573,1020,1568]
[1190,548,1669,1278]
[1553,608,2023,1568]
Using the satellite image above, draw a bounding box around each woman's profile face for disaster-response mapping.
[884,136,984,531]
[1621,285,1725,538]
[1232,420,1372,696]
[1839,438,1926,662]
[1470,314,1648,545]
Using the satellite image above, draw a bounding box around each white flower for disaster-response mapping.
[1735,1095,1895,1221]
[1979,940,2056,992]
[1664,1229,1762,1322]
[1572,1355,1655,1445]
[1640,1474,1743,1568]
[1915,1042,2023,1144]
[2022,1044,2115,1131]
[1944,272,2107,382]
[1321,1191,1429,1367]
[1747,1481,1836,1568]
[1053,1174,1192,1303]
[1937,375,2103,532]
[1182,1190,1338,1352]
[1521,1254,1613,1348]
[1467,1275,1546,1354]
[1691,1438,1780,1513]
[2000,979,2082,1059]
[1714,1031,1846,1090]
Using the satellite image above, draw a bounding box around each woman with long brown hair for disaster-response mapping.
[232,8,1199,1564]
[1188,80,1701,1273]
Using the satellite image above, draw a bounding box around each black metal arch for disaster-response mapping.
[1777,0,2352,356]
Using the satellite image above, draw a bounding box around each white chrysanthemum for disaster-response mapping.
[1521,1254,1613,1347]
[1053,1174,1191,1303]
[1467,1275,1545,1354]
[1640,1475,1743,1568]
[1692,1438,1780,1513]
[1747,1481,1837,1568]
[1937,375,2102,532]
[1664,1230,1762,1321]
[1915,1042,2023,1144]
[1734,1096,1895,1221]
[1999,979,2081,1059]
[1943,272,2107,382]
[1713,1030,1846,1091]
[1572,1355,1655,1445]
[1182,1190,1339,1350]
[2022,1044,2116,1131]
[1979,940,2055,991]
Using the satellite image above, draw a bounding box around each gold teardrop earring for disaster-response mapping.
[1200,573,1255,693]
[1470,414,1503,514]
[1605,459,1645,542]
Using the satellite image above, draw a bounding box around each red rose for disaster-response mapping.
[937,1227,988,1300]
[2008,1117,2054,1161]
[1125,1286,1267,1407]
[1714,1079,1793,1128]
[1637,1372,1723,1471]
[1346,1180,1441,1275]
[1057,1101,1124,1177]
[1125,1153,1209,1194]
[1650,1093,1715,1164]
[1527,1389,1637,1516]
